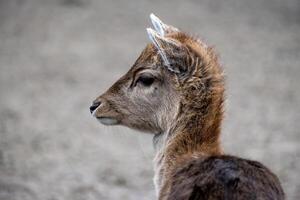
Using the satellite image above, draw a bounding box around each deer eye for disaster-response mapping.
[136,75,155,87]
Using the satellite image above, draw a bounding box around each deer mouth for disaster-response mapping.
[96,117,119,125]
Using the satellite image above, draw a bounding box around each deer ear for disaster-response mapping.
[147,28,183,73]
[150,13,179,36]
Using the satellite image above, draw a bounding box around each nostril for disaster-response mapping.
[89,101,101,114]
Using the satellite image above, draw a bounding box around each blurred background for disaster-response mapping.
[0,0,299,199]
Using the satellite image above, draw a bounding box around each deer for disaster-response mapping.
[90,14,285,200]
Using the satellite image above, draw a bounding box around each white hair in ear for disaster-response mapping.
[150,13,166,36]
[146,28,180,73]
[149,13,179,36]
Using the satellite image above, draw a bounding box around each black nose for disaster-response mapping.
[90,101,101,114]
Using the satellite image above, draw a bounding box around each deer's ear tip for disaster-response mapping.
[146,27,153,35]
[146,28,157,37]
[149,13,165,36]
[150,13,160,22]
[146,28,155,42]
[150,13,155,18]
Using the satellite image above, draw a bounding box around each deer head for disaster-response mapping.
[90,14,224,137]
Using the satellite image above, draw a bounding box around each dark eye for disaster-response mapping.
[136,75,155,87]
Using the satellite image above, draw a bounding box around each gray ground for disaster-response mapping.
[0,0,299,199]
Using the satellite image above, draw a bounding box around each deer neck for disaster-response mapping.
[154,113,223,164]
[153,103,223,194]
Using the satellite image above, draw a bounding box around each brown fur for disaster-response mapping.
[90,25,284,199]
[166,155,284,200]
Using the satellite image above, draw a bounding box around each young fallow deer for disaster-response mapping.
[90,14,284,200]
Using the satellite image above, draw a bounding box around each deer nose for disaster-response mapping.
[90,101,101,114]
